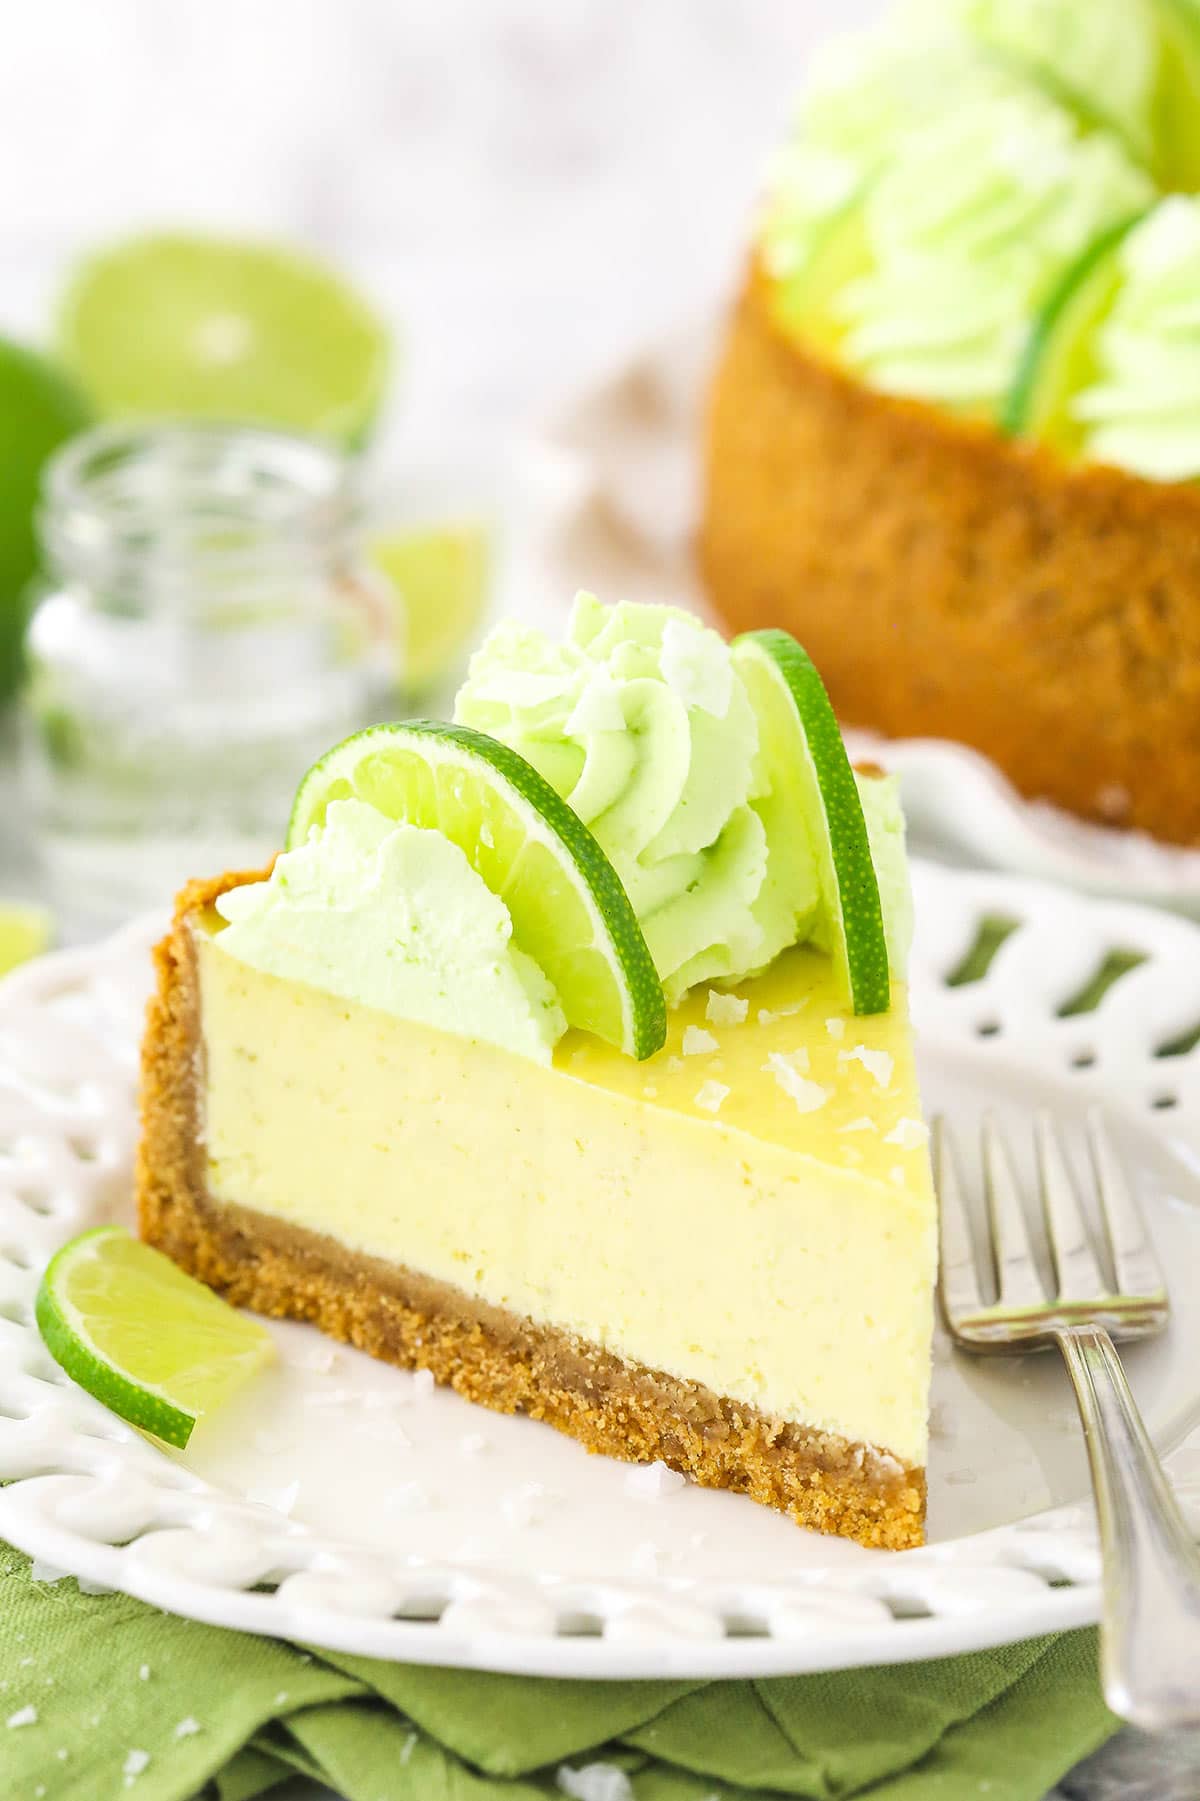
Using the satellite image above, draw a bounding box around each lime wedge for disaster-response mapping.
[732,630,889,1015]
[36,1226,273,1448]
[0,339,91,700]
[371,521,490,693]
[57,233,389,445]
[0,904,52,979]
[766,190,873,357]
[287,721,667,1059]
[1002,211,1148,450]
[1151,0,1200,187]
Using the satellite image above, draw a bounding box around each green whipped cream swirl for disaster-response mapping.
[761,29,1016,285]
[1073,197,1200,480]
[216,798,566,1063]
[455,595,821,1001]
[904,0,1159,163]
[837,94,1153,412]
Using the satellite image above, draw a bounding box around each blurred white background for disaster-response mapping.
[0,0,880,461]
[0,12,1184,1797]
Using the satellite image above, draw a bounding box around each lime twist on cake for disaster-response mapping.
[702,0,1200,846]
[137,597,937,1549]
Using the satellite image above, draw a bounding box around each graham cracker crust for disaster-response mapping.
[137,876,927,1551]
[701,270,1200,847]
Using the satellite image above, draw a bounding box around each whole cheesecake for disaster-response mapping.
[701,0,1200,846]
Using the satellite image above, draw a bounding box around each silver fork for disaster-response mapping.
[935,1108,1200,1729]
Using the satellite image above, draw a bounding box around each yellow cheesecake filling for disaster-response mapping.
[196,928,936,1467]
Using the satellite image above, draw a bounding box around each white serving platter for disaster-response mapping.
[0,861,1198,1677]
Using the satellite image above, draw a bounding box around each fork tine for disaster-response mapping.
[933,1117,985,1319]
[1087,1110,1168,1304]
[1035,1111,1108,1302]
[982,1114,1047,1308]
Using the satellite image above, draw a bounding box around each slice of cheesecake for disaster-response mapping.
[139,870,935,1550]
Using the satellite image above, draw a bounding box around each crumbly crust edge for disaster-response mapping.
[136,875,926,1552]
[700,268,1200,846]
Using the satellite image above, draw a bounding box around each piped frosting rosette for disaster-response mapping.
[455,594,820,1001]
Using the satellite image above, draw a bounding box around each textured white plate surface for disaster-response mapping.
[0,862,1199,1677]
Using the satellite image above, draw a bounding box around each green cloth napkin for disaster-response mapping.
[0,1542,1116,1801]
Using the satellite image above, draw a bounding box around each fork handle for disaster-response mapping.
[1056,1324,1200,1729]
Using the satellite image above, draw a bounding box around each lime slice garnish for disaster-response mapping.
[287,720,667,1059]
[0,903,52,979]
[56,233,389,445]
[1154,0,1200,188]
[766,189,873,357]
[0,338,91,700]
[732,629,889,1016]
[1002,211,1149,451]
[36,1227,273,1449]
[371,521,490,694]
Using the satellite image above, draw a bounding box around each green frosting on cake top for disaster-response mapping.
[758,0,1200,477]
[456,595,914,1004]
[1074,195,1200,478]
[839,93,1153,411]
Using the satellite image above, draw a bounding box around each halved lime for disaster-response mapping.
[1002,212,1148,450]
[371,521,490,694]
[287,721,667,1059]
[766,190,873,357]
[732,630,889,1015]
[36,1227,273,1448]
[0,339,91,699]
[57,233,389,445]
[1153,0,1200,188]
[0,904,52,980]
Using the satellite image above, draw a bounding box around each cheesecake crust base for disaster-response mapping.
[701,271,1200,846]
[137,877,926,1552]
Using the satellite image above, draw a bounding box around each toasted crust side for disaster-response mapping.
[700,272,1200,845]
[137,880,926,1551]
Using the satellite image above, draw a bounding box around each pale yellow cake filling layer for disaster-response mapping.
[196,931,936,1466]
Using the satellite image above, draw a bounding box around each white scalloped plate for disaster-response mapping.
[0,863,1198,1677]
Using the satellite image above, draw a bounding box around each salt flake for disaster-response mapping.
[764,1051,827,1114]
[557,1761,635,1801]
[6,1705,36,1728]
[682,1025,718,1057]
[625,1460,686,1500]
[758,1001,804,1025]
[693,1080,730,1115]
[839,1045,894,1088]
[706,989,748,1027]
[884,1117,929,1149]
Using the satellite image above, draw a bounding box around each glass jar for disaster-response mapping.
[20,422,388,936]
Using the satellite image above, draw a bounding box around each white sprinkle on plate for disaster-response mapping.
[624,1460,687,1500]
